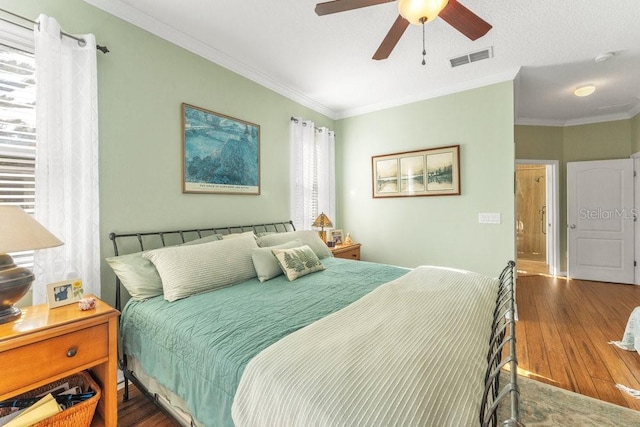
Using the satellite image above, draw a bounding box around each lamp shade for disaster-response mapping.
[0,206,63,253]
[312,213,333,228]
[398,0,449,25]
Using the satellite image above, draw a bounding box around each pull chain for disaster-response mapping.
[421,17,427,66]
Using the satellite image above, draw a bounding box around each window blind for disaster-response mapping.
[0,42,37,268]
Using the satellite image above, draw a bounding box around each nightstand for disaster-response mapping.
[0,295,119,426]
[331,243,361,260]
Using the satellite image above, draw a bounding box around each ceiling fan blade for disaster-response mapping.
[315,0,395,16]
[373,15,409,60]
[439,0,492,41]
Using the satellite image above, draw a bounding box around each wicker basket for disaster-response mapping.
[0,371,100,427]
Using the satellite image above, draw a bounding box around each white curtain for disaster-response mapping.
[32,15,100,303]
[290,118,335,231]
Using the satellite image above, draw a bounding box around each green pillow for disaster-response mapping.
[181,234,223,246]
[105,252,163,300]
[272,245,325,281]
[257,230,332,259]
[251,239,303,282]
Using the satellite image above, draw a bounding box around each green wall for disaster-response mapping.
[515,117,637,271]
[632,113,640,153]
[5,0,335,307]
[335,82,515,276]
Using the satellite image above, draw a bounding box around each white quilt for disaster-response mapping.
[232,266,498,427]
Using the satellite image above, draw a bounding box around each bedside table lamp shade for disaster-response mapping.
[0,206,63,323]
[312,213,333,243]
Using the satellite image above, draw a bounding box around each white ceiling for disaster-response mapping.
[85,0,640,125]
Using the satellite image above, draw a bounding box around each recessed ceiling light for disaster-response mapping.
[574,85,596,97]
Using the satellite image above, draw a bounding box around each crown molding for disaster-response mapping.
[516,101,640,127]
[83,0,337,119]
[334,67,521,120]
[514,118,565,127]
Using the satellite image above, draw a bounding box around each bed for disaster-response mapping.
[108,221,522,427]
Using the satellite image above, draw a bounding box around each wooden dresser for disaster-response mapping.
[331,243,361,260]
[0,296,119,426]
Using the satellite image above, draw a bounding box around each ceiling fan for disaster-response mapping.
[315,0,492,62]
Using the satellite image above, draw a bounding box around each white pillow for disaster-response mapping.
[272,245,325,281]
[251,239,303,282]
[257,230,332,259]
[143,235,258,302]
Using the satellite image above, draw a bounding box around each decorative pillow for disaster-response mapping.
[105,252,163,300]
[251,239,303,282]
[143,235,258,302]
[257,230,332,259]
[272,245,325,281]
[222,231,257,240]
[181,234,223,246]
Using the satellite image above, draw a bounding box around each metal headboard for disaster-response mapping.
[108,220,295,312]
[480,260,523,427]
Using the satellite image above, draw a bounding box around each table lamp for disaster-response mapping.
[312,212,333,243]
[0,206,63,323]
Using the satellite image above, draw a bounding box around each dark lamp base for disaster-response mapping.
[0,306,21,324]
[0,253,35,324]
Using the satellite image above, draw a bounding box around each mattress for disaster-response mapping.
[121,257,408,426]
[233,265,499,426]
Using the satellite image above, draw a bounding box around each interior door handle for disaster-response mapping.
[569,224,576,229]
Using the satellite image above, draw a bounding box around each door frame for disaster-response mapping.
[515,159,560,276]
[632,152,640,285]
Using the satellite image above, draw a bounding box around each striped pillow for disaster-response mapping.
[143,235,258,302]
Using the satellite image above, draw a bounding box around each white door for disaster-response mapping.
[567,159,635,284]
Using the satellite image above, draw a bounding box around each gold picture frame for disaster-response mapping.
[372,145,460,198]
[182,103,260,195]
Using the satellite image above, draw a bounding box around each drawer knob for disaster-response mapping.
[66,346,78,358]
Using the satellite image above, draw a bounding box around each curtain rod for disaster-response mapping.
[0,8,109,54]
[290,117,333,134]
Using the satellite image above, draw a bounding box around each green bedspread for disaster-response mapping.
[121,257,408,426]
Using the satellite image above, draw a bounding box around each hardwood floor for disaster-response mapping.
[516,274,640,410]
[117,274,640,424]
[118,384,177,427]
[517,258,550,276]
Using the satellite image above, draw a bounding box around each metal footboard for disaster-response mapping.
[480,260,524,426]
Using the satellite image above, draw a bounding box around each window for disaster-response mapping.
[0,40,37,268]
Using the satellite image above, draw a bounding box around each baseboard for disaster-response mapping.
[117,369,125,390]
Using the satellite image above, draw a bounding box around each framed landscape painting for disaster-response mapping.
[372,145,460,198]
[182,103,260,194]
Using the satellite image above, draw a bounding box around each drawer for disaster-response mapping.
[0,323,108,396]
[333,246,361,260]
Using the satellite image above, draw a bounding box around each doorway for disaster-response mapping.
[515,160,559,276]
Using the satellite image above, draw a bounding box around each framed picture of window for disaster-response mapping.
[372,145,460,198]
[182,103,260,194]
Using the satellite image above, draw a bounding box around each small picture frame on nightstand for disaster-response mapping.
[331,229,344,245]
[47,278,83,308]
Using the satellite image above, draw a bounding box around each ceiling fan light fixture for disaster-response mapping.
[398,0,449,25]
[574,85,596,97]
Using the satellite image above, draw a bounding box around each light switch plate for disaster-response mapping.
[478,213,501,224]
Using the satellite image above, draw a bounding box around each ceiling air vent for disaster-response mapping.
[449,47,493,68]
